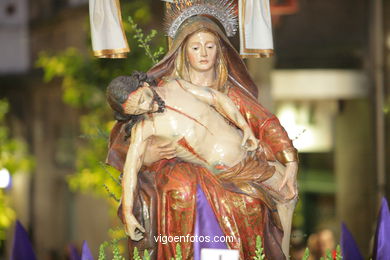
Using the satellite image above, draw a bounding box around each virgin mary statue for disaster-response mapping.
[105,1,298,259]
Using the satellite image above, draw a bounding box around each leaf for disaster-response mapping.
[335,245,342,260]
[133,247,142,260]
[325,249,332,260]
[98,241,109,260]
[253,236,265,260]
[144,249,151,260]
[175,243,182,260]
[301,248,310,260]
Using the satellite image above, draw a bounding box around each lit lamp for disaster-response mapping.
[0,168,11,189]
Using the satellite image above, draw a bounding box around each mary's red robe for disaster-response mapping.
[106,16,298,260]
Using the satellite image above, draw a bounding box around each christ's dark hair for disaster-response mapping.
[106,71,156,117]
[106,71,157,139]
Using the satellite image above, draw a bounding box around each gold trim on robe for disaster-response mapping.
[89,0,130,59]
[93,48,130,58]
[239,0,274,58]
[276,148,299,165]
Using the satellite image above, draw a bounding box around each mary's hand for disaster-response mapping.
[242,127,258,152]
[143,137,177,166]
[125,214,146,241]
[278,161,298,200]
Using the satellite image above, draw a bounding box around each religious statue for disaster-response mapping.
[106,71,296,234]
[98,0,299,259]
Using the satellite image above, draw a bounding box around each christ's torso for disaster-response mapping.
[147,81,247,174]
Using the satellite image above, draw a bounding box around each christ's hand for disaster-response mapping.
[125,214,146,241]
[144,138,176,166]
[278,161,298,200]
[242,127,258,152]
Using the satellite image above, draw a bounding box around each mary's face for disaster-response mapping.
[186,31,218,72]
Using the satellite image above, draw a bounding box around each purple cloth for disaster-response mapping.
[68,244,81,260]
[194,185,227,260]
[341,223,363,260]
[10,220,37,260]
[373,197,390,260]
[81,241,94,260]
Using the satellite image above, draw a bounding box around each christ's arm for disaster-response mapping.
[175,79,258,150]
[122,120,153,240]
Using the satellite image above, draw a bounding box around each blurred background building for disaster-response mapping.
[0,0,389,259]
[0,0,112,259]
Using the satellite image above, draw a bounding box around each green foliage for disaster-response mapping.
[103,184,121,203]
[0,99,33,239]
[112,239,125,260]
[335,245,342,260]
[100,238,341,260]
[325,249,332,260]
[98,229,127,260]
[36,1,167,257]
[133,248,142,260]
[128,17,165,64]
[0,191,15,240]
[36,2,165,108]
[0,100,33,176]
[302,248,310,260]
[98,241,109,260]
[144,250,151,260]
[173,243,182,260]
[385,96,390,115]
[253,236,265,260]
[36,1,166,205]
[98,233,162,260]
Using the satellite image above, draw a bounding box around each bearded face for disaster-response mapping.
[122,83,165,115]
[122,83,156,115]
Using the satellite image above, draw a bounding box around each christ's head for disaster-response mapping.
[107,72,164,117]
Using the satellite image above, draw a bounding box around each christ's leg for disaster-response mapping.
[261,161,298,258]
